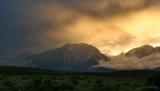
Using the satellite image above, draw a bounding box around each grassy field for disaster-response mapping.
[0,66,160,91]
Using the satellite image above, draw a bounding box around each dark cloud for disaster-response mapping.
[1,0,160,58]
[50,0,160,18]
[0,1,53,56]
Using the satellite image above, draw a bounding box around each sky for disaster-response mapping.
[1,0,160,57]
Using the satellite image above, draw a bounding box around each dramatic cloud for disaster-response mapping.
[1,0,160,58]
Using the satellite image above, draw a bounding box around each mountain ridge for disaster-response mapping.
[1,43,160,71]
[125,44,160,58]
[27,43,110,71]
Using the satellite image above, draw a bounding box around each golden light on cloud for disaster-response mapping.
[49,6,160,56]
[43,1,160,56]
[116,7,160,36]
[49,16,133,55]
[114,7,160,49]
[48,6,160,55]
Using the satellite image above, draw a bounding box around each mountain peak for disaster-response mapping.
[140,44,153,48]
[27,43,109,71]
[61,43,99,52]
[125,44,155,58]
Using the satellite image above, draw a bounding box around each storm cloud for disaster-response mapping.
[1,0,160,58]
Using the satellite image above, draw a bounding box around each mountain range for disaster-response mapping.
[1,43,160,72]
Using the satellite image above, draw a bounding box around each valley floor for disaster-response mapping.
[0,66,160,91]
[0,74,160,91]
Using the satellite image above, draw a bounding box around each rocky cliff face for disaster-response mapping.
[27,43,109,71]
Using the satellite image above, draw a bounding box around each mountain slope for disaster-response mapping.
[27,43,109,71]
[125,45,155,58]
[99,45,160,70]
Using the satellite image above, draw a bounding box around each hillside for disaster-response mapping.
[27,43,109,71]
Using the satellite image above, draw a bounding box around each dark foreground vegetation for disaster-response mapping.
[0,66,160,91]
